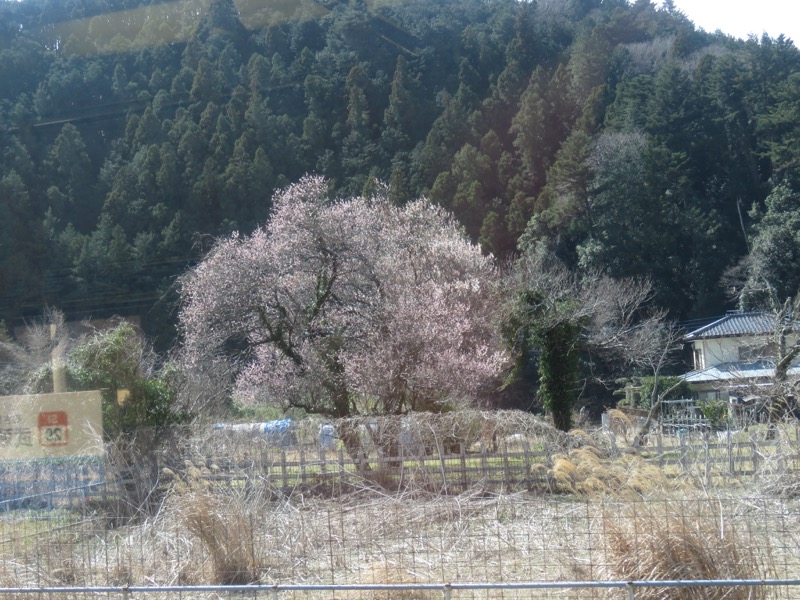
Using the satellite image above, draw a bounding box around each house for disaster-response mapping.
[681,311,800,405]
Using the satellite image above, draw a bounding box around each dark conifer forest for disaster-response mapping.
[1,0,799,345]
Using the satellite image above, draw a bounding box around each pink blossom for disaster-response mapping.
[179,176,507,416]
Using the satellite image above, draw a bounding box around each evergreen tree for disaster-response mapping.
[381,55,415,156]
[43,124,97,233]
[741,183,800,309]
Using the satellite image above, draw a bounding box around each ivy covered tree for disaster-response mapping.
[502,250,670,431]
[7,312,189,439]
[66,322,188,438]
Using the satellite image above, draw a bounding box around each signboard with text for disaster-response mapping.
[0,391,103,461]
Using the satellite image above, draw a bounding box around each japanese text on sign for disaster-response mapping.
[0,392,103,460]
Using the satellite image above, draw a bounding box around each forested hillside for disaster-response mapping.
[1,0,798,344]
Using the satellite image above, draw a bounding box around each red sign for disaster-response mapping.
[38,411,69,447]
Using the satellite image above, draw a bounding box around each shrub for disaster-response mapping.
[698,398,728,428]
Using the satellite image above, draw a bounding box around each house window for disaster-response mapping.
[738,343,777,362]
[693,348,704,370]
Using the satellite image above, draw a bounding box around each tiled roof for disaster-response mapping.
[684,312,777,340]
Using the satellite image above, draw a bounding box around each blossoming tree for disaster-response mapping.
[179,176,506,426]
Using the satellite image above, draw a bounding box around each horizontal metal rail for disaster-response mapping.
[2,579,800,598]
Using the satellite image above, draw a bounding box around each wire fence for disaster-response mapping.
[3,412,800,504]
[0,489,799,598]
[164,415,800,497]
[1,427,799,504]
[3,579,800,599]
[1,413,800,598]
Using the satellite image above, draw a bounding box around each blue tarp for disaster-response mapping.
[212,419,298,447]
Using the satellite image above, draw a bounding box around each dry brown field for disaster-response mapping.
[1,411,799,599]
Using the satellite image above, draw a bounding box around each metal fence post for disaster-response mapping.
[443,583,452,600]
[626,582,636,600]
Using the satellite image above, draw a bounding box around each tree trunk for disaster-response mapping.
[337,421,372,474]
[637,379,687,441]
[767,333,799,439]
[329,382,373,474]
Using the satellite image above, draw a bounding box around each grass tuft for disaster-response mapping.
[181,491,262,585]
[600,497,770,599]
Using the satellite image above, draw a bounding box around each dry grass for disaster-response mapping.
[604,409,636,443]
[3,411,800,598]
[333,563,440,600]
[180,491,261,585]
[0,488,795,599]
[548,443,675,498]
[599,498,771,599]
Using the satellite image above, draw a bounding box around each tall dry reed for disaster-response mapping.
[599,498,770,599]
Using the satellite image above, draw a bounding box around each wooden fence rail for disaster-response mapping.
[183,428,800,495]
[2,428,799,507]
